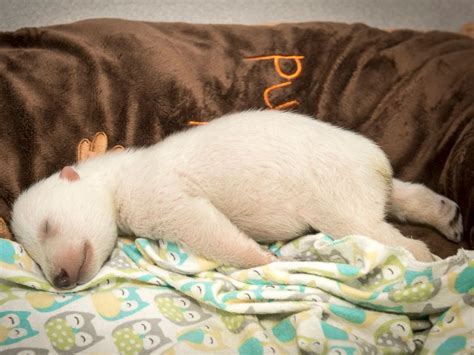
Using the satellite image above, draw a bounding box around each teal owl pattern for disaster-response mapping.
[0,311,38,347]
[91,287,149,321]
[26,291,82,312]
[0,233,473,353]
[175,323,229,352]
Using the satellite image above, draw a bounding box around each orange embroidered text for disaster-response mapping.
[245,55,304,109]
[186,54,304,125]
[187,121,208,126]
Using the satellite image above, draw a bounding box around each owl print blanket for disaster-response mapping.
[1,233,473,354]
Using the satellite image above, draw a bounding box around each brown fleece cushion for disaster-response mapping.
[0,19,472,257]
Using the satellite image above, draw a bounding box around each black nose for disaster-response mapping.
[53,269,71,288]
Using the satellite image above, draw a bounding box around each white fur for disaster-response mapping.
[11,110,463,288]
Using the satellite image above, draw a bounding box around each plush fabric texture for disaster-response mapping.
[0,19,473,257]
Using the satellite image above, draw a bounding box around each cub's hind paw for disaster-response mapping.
[436,199,463,242]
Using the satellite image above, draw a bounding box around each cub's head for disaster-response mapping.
[12,166,117,289]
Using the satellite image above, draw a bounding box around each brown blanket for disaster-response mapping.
[0,19,473,257]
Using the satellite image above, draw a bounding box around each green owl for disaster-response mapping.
[113,318,171,355]
[389,278,441,303]
[155,292,212,325]
[217,309,259,334]
[45,311,104,353]
[359,255,406,291]
[374,318,414,353]
[430,303,466,336]
[0,284,17,306]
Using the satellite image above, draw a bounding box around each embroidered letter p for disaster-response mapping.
[245,55,304,109]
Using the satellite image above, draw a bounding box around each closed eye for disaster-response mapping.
[41,220,49,236]
[40,219,55,238]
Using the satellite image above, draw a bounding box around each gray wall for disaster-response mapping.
[1,0,473,32]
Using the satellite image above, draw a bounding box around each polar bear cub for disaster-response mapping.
[11,111,463,288]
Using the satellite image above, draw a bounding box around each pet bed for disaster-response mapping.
[0,19,473,353]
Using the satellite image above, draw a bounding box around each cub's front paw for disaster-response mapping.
[435,198,463,243]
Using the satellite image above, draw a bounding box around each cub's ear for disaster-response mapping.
[59,166,80,181]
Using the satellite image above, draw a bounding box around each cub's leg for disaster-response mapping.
[369,221,434,261]
[158,196,276,268]
[388,179,463,242]
[301,159,433,261]
[307,213,434,262]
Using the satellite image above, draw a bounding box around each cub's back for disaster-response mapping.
[142,111,388,240]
